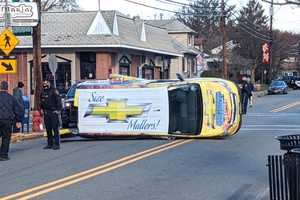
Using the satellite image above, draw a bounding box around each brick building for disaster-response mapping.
[1,11,183,98]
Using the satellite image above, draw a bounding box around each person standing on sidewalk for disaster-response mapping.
[0,81,24,161]
[247,77,255,108]
[240,77,252,115]
[13,81,25,132]
[40,80,62,150]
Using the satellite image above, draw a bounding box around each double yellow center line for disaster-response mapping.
[1,139,193,200]
[270,101,300,113]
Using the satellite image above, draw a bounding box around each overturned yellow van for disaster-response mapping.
[74,75,241,138]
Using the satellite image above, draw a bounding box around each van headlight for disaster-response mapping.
[65,102,71,107]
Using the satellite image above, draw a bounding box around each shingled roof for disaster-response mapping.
[146,19,196,34]
[13,11,182,57]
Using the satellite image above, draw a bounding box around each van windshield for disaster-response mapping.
[168,84,202,135]
[66,84,77,99]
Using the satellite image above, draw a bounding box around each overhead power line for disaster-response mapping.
[123,0,270,41]
[157,0,222,8]
[232,20,271,42]
[122,0,222,17]
[262,0,300,6]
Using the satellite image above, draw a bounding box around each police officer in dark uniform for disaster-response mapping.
[0,81,24,161]
[40,80,62,150]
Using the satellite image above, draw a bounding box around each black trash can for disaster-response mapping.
[275,135,300,200]
[276,134,300,152]
[283,149,300,200]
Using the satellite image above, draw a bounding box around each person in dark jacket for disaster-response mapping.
[0,81,24,161]
[40,80,62,150]
[13,81,25,132]
[240,77,252,114]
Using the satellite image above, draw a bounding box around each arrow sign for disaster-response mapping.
[0,59,17,74]
[2,62,13,71]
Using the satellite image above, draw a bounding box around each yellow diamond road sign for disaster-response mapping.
[0,29,20,56]
[0,59,17,74]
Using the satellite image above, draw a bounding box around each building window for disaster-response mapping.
[30,56,72,94]
[182,57,186,73]
[143,67,154,79]
[141,55,146,64]
[119,56,131,76]
[188,35,192,46]
[80,52,96,79]
[192,58,197,74]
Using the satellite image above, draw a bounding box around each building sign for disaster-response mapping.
[78,87,169,134]
[0,2,38,27]
[12,26,32,36]
[0,28,19,56]
[0,59,17,74]
[262,43,270,64]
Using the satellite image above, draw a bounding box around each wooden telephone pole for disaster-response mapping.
[220,0,228,79]
[269,0,274,83]
[33,0,42,110]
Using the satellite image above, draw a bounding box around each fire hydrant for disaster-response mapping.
[32,111,43,132]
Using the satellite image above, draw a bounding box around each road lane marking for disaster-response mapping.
[270,101,300,112]
[1,139,193,200]
[241,128,300,131]
[245,125,300,127]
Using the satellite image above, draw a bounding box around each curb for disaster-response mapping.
[10,128,74,144]
[253,90,268,98]
[10,132,44,143]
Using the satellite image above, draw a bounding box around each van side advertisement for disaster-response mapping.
[78,88,169,134]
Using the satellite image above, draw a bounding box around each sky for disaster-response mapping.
[78,0,300,33]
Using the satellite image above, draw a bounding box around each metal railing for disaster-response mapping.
[267,155,289,200]
[267,153,300,200]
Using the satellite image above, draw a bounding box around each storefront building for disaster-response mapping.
[3,11,182,97]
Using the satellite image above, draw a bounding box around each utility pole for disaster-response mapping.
[269,0,274,83]
[98,0,101,11]
[33,0,42,111]
[220,0,228,79]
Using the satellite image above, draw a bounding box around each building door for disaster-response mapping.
[119,56,131,76]
[142,59,155,79]
[80,52,96,80]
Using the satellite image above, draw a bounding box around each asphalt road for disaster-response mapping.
[1,90,300,200]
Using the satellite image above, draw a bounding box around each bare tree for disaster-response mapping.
[176,0,235,52]
[41,0,79,11]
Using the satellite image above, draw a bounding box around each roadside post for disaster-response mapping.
[22,96,30,133]
[48,54,58,88]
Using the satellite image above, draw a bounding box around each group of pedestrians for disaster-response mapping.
[0,79,62,161]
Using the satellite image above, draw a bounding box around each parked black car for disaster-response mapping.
[279,76,296,88]
[61,83,78,128]
[268,80,288,95]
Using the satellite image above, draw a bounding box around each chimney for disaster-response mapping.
[159,13,163,20]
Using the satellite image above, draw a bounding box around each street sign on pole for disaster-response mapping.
[0,28,20,56]
[48,54,57,87]
[0,59,17,74]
